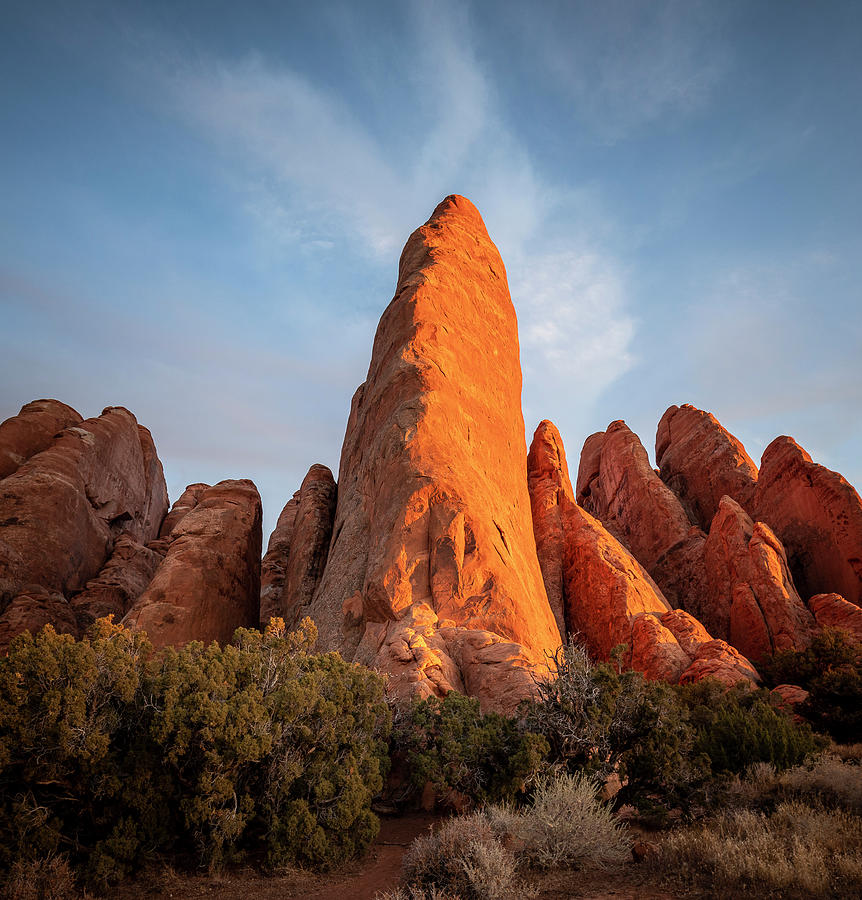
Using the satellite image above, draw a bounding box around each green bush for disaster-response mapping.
[521,641,704,807]
[762,629,862,742]
[0,617,390,889]
[522,640,824,812]
[678,680,825,777]
[395,692,548,807]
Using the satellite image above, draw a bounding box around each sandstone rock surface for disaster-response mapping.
[123,479,262,647]
[702,497,817,661]
[0,399,83,480]
[260,464,336,627]
[526,420,572,638]
[808,592,862,643]
[656,404,758,530]
[529,421,759,686]
[575,420,708,611]
[70,534,164,630]
[0,406,168,615]
[302,196,561,711]
[0,587,79,652]
[754,436,862,605]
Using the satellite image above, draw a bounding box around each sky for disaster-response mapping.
[2,0,861,541]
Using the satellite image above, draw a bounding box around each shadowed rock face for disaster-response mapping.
[0,405,168,612]
[260,464,336,628]
[703,496,817,662]
[656,404,758,531]
[0,399,83,480]
[303,195,561,712]
[123,479,262,647]
[575,420,709,612]
[754,436,862,606]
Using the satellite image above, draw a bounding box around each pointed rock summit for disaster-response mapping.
[575,420,708,611]
[260,464,336,628]
[301,195,561,711]
[755,436,862,605]
[527,420,757,686]
[656,404,758,530]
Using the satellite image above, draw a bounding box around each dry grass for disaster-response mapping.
[732,754,862,811]
[401,811,526,900]
[486,772,630,869]
[3,855,78,900]
[398,774,630,899]
[376,888,461,900]
[652,800,862,899]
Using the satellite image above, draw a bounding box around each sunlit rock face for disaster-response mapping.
[754,436,862,606]
[656,403,759,531]
[527,419,758,687]
[123,479,262,647]
[302,195,562,712]
[575,419,709,613]
[703,496,817,662]
[260,463,336,628]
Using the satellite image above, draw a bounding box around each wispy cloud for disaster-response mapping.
[511,0,729,142]
[146,0,637,415]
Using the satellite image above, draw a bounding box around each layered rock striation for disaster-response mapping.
[301,195,562,711]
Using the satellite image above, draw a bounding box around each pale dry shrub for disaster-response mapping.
[833,742,862,763]
[733,755,862,811]
[401,812,524,900]
[653,800,862,898]
[376,887,461,900]
[487,772,630,869]
[4,855,77,899]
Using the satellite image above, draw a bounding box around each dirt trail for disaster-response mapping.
[116,813,436,900]
[114,813,682,900]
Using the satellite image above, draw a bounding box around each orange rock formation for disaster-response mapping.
[755,436,862,605]
[123,479,262,647]
[656,404,758,530]
[300,195,562,712]
[703,496,817,661]
[575,420,709,612]
[260,464,336,627]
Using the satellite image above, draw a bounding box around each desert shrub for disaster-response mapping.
[150,618,391,870]
[522,641,705,806]
[486,772,630,869]
[401,811,523,900]
[678,679,825,777]
[522,640,824,813]
[732,755,862,813]
[0,619,167,887]
[761,628,862,742]
[376,888,460,900]
[395,691,548,807]
[0,617,391,888]
[2,854,77,900]
[652,800,862,898]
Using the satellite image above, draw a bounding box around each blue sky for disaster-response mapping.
[2,0,861,539]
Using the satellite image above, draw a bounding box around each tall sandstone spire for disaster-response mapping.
[301,195,561,711]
